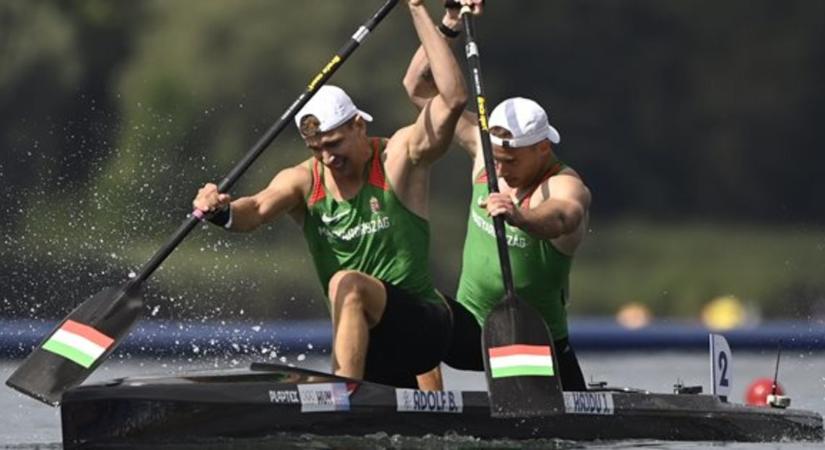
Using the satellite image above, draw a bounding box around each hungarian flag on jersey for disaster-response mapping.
[488,344,555,378]
[41,320,114,368]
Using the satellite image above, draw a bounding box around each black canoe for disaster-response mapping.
[60,362,823,448]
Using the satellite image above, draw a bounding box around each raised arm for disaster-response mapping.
[402,1,483,158]
[193,165,309,232]
[401,0,468,165]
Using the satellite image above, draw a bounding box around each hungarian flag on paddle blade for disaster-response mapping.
[6,285,143,406]
[488,344,554,378]
[482,300,565,417]
[41,320,114,369]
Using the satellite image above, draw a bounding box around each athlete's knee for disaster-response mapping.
[329,270,370,309]
[329,270,385,326]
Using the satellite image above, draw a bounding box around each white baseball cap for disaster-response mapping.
[295,85,373,135]
[488,97,560,148]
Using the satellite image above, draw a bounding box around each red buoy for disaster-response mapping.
[745,377,784,406]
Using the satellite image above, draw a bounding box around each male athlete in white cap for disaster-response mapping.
[194,0,467,388]
[403,0,590,391]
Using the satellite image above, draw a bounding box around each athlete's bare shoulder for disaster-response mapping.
[266,158,315,198]
[383,126,413,160]
[545,167,590,208]
[528,165,590,210]
[381,126,427,174]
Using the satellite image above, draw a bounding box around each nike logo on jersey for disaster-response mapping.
[321,211,349,225]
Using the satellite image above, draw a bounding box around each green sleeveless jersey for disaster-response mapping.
[456,164,572,339]
[302,138,440,305]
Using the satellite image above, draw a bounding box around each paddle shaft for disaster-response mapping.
[460,11,517,301]
[129,0,400,288]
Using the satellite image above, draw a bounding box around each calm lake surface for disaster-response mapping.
[2,350,824,449]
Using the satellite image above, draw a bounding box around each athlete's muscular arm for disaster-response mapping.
[403,4,465,110]
[193,165,309,232]
[401,0,467,165]
[402,1,482,159]
[404,45,440,111]
[485,175,591,240]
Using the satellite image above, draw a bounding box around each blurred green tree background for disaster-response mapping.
[2,0,824,323]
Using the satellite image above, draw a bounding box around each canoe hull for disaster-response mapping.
[60,363,823,448]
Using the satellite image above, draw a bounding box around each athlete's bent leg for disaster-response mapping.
[328,270,387,380]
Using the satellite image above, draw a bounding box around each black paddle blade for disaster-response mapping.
[6,283,144,406]
[482,294,564,418]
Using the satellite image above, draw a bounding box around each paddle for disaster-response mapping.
[458,6,564,417]
[6,0,400,407]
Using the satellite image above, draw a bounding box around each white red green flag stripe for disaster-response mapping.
[488,344,554,378]
[41,320,114,368]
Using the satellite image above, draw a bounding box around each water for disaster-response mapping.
[2,351,824,449]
